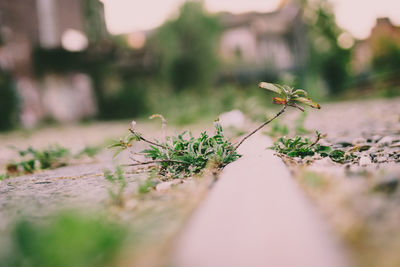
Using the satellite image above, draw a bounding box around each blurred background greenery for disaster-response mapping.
[0,212,127,267]
[0,0,399,130]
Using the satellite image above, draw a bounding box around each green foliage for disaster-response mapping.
[0,212,126,267]
[270,132,355,163]
[75,145,102,158]
[97,80,149,120]
[141,122,240,177]
[83,0,109,43]
[0,70,18,131]
[138,178,159,194]
[270,135,320,158]
[328,149,356,163]
[300,0,351,95]
[259,82,321,110]
[7,145,70,174]
[108,134,140,158]
[104,167,126,206]
[372,36,400,72]
[150,1,221,91]
[110,121,240,178]
[4,144,103,177]
[109,82,319,177]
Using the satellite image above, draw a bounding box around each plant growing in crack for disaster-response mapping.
[109,82,320,177]
[104,166,126,206]
[5,145,71,175]
[269,131,357,163]
[233,82,321,151]
[111,118,241,178]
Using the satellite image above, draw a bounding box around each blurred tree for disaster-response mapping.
[83,0,109,43]
[0,70,18,131]
[371,26,400,72]
[149,1,221,91]
[300,0,351,96]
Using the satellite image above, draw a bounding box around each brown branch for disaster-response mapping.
[234,104,287,151]
[309,133,321,147]
[124,159,186,167]
[129,129,167,149]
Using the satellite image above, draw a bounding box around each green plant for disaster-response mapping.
[75,145,102,158]
[328,149,356,163]
[4,144,104,177]
[112,119,240,178]
[233,82,320,150]
[150,1,221,91]
[270,131,355,163]
[0,212,126,267]
[0,70,18,131]
[104,166,126,206]
[6,145,70,174]
[270,133,324,158]
[138,178,159,194]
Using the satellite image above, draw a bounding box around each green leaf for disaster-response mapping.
[112,148,125,158]
[329,149,346,163]
[292,89,309,97]
[258,82,283,95]
[292,97,321,109]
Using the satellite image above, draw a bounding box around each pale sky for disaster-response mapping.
[100,0,400,39]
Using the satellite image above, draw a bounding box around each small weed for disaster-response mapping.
[4,144,103,177]
[270,131,356,163]
[142,122,240,177]
[270,132,325,158]
[111,120,241,178]
[6,145,70,174]
[234,82,320,150]
[138,178,159,194]
[104,166,126,206]
[75,145,102,158]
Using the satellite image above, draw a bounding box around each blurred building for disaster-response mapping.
[219,1,307,75]
[0,0,104,127]
[352,17,400,75]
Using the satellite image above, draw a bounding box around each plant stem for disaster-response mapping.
[125,159,186,167]
[309,133,321,147]
[234,104,287,151]
[129,129,167,149]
